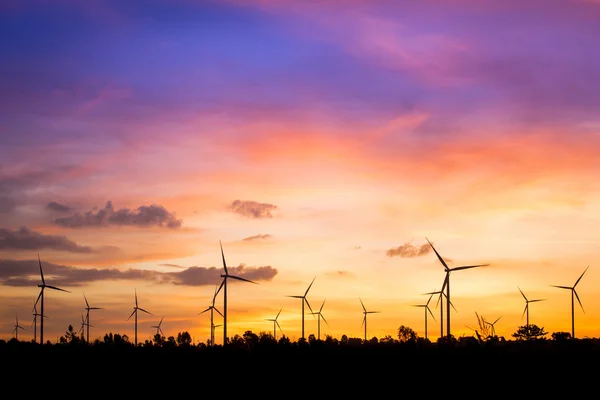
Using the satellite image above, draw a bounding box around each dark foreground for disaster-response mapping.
[3,339,599,395]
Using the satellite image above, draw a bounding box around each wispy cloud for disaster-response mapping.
[230,200,278,219]
[386,242,432,258]
[46,201,74,213]
[243,234,272,241]
[0,226,93,253]
[53,201,183,229]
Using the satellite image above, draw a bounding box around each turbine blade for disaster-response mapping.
[305,276,316,296]
[450,264,489,272]
[229,275,258,284]
[198,307,211,315]
[551,285,571,290]
[38,253,46,285]
[214,307,224,318]
[46,285,70,293]
[219,240,228,275]
[138,308,153,315]
[518,287,528,301]
[84,293,90,308]
[427,306,436,320]
[425,238,449,270]
[276,307,282,319]
[574,266,589,287]
[360,298,366,312]
[216,279,225,297]
[127,309,136,320]
[305,298,314,315]
[574,290,585,313]
[521,304,527,319]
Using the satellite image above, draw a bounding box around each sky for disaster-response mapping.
[1,0,600,344]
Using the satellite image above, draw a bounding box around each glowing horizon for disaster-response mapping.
[1,0,600,344]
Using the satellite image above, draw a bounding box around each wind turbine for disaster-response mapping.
[78,313,89,338]
[265,307,283,341]
[550,266,589,338]
[360,298,380,342]
[423,283,456,340]
[217,240,258,345]
[413,292,436,340]
[83,293,103,343]
[13,314,25,340]
[127,289,152,346]
[426,238,489,339]
[150,316,164,337]
[31,298,46,344]
[486,316,501,337]
[311,298,329,341]
[199,285,224,346]
[286,276,316,340]
[518,287,545,327]
[35,254,70,344]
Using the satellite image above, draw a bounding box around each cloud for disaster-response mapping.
[230,200,278,219]
[242,234,272,241]
[158,263,187,269]
[165,264,278,286]
[386,242,432,258]
[0,226,94,253]
[53,201,182,229]
[0,259,278,288]
[46,201,73,213]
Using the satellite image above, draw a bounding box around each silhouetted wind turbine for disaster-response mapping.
[78,313,89,337]
[199,285,223,346]
[13,314,25,340]
[35,254,70,344]
[550,266,589,338]
[127,289,152,345]
[413,292,436,340]
[217,240,258,345]
[83,293,103,343]
[486,316,501,337]
[423,284,456,340]
[360,298,380,342]
[426,238,489,339]
[31,298,46,344]
[150,316,164,337]
[518,287,545,327]
[266,307,283,340]
[311,298,329,341]
[287,276,316,340]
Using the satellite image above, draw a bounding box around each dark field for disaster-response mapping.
[2,339,599,395]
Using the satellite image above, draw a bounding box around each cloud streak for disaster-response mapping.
[0,227,94,253]
[386,242,432,258]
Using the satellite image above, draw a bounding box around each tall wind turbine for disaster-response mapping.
[518,287,545,327]
[150,316,164,337]
[78,313,89,338]
[423,284,456,340]
[311,298,329,341]
[413,293,436,340]
[360,298,380,342]
[265,307,283,341]
[426,238,489,339]
[217,240,258,345]
[127,289,152,346]
[83,293,103,343]
[199,285,223,346]
[286,276,316,340]
[550,266,589,338]
[35,254,70,344]
[13,314,25,340]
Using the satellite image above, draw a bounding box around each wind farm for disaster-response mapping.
[2,2,600,386]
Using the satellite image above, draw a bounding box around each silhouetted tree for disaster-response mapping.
[512,324,547,341]
[177,331,192,346]
[60,324,81,344]
[379,335,395,344]
[551,331,571,341]
[308,333,317,344]
[397,325,417,342]
[340,334,349,345]
[242,330,259,348]
[153,333,165,346]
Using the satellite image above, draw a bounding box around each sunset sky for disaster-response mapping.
[2,0,600,344]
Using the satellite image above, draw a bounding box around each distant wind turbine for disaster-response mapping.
[127,289,152,345]
[78,313,89,337]
[360,298,380,342]
[550,266,589,338]
[311,298,329,341]
[287,276,316,340]
[217,240,258,345]
[31,298,46,344]
[13,314,25,340]
[83,293,103,343]
[423,284,456,340]
[518,287,545,327]
[426,238,489,339]
[413,292,436,340]
[486,316,502,337]
[199,285,223,346]
[150,316,165,337]
[35,254,70,344]
[265,308,283,341]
